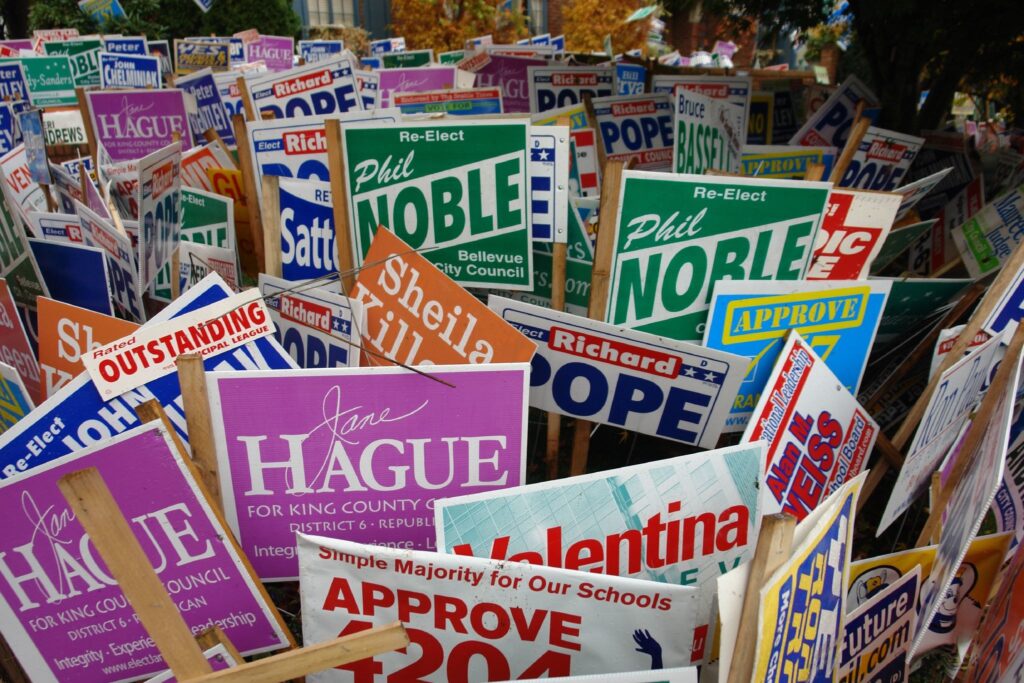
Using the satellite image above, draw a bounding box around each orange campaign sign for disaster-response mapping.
[350,228,536,367]
[37,297,139,400]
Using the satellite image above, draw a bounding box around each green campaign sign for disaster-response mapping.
[152,187,235,301]
[2,57,76,107]
[43,38,103,87]
[381,49,433,68]
[605,172,831,340]
[343,119,533,290]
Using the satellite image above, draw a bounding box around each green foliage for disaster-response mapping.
[28,0,99,33]
[200,0,301,39]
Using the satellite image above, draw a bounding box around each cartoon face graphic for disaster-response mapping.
[930,563,978,634]
[849,565,901,607]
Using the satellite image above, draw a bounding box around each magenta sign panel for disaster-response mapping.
[0,423,289,682]
[86,89,194,162]
[208,364,529,580]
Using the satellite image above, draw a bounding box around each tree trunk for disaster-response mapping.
[2,1,30,39]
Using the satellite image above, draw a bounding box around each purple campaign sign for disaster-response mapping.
[86,89,193,162]
[208,364,530,580]
[471,55,546,113]
[0,423,289,682]
[377,66,457,109]
[245,36,294,72]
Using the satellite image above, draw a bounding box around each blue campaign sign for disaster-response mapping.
[0,103,18,156]
[0,62,28,102]
[528,128,568,242]
[361,56,381,69]
[299,40,344,63]
[615,63,646,95]
[704,280,890,432]
[277,178,336,280]
[592,93,673,170]
[98,52,161,89]
[28,239,112,315]
[17,109,51,185]
[104,36,148,55]
[370,37,406,55]
[790,74,879,148]
[176,68,235,147]
[247,57,361,119]
[550,35,565,53]
[531,34,551,45]
[0,275,296,479]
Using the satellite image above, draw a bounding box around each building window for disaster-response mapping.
[529,0,547,34]
[306,0,356,27]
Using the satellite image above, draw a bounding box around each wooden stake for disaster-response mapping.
[570,160,625,476]
[58,467,214,680]
[260,175,283,277]
[203,127,227,148]
[828,116,871,184]
[916,323,1024,546]
[181,622,409,683]
[172,247,182,299]
[803,162,825,182]
[725,513,796,683]
[325,119,357,292]
[231,114,265,272]
[582,93,606,173]
[75,87,99,170]
[176,354,223,512]
[236,76,256,122]
[195,627,244,666]
[134,400,298,649]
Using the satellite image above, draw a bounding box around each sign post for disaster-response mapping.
[176,353,222,512]
[324,118,355,290]
[231,113,263,273]
[570,160,625,475]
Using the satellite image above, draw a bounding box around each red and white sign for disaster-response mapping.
[743,330,878,521]
[0,280,41,404]
[81,288,274,398]
[298,533,700,681]
[807,189,901,280]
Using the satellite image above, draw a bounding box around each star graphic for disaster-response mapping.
[683,366,696,377]
[539,149,550,160]
[704,371,717,381]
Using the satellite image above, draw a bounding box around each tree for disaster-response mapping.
[200,0,300,38]
[562,0,646,54]
[390,0,528,53]
[663,0,1023,133]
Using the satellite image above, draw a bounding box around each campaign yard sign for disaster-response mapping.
[207,364,529,579]
[75,201,144,322]
[177,242,238,295]
[953,186,1024,278]
[246,57,361,119]
[0,274,295,480]
[258,273,362,368]
[98,51,160,88]
[790,74,879,148]
[839,566,919,683]
[592,93,673,170]
[894,167,952,221]
[751,474,862,683]
[849,533,1011,664]
[299,533,700,680]
[604,172,831,341]
[436,442,763,663]
[967,537,1024,680]
[41,38,102,88]
[274,178,335,280]
[527,125,569,242]
[839,127,925,192]
[86,89,193,162]
[137,142,182,290]
[489,296,746,448]
[180,141,236,192]
[245,35,294,72]
[175,68,236,148]
[0,61,29,102]
[376,66,458,109]
[343,119,533,290]
[350,228,537,367]
[103,36,147,55]
[740,145,836,179]
[878,333,1003,535]
[393,88,503,116]
[806,189,901,280]
[0,279,41,404]
[298,40,344,63]
[246,110,400,204]
[153,186,236,301]
[3,57,76,107]
[82,288,274,398]
[382,49,433,68]
[0,422,290,682]
[28,240,112,315]
[0,361,33,433]
[0,166,49,312]
[37,297,138,399]
[673,88,741,175]
[743,331,878,520]
[462,54,547,114]
[174,40,229,74]
[911,353,1019,658]
[354,70,379,109]
[704,279,889,432]
[528,66,614,113]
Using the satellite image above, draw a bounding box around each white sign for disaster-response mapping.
[137,142,182,290]
[298,533,700,681]
[246,56,362,118]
